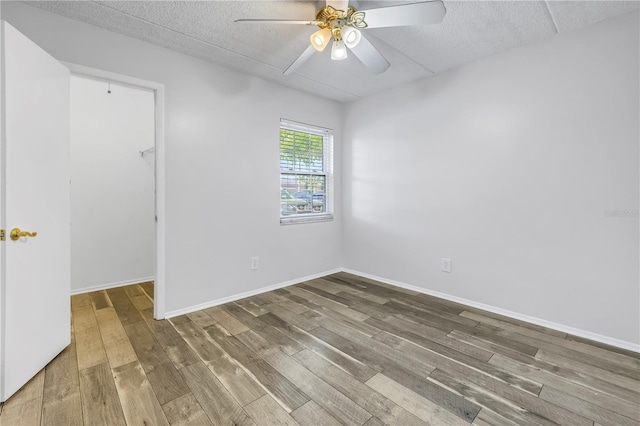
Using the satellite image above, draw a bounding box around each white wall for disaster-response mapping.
[3,2,637,347]
[1,2,343,314]
[343,11,639,346]
[70,76,155,292]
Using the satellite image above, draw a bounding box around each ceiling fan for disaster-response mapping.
[235,0,446,75]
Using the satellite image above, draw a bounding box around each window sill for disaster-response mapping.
[280,214,334,225]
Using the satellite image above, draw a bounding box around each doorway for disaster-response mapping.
[66,63,166,319]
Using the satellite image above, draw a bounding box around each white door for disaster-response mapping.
[0,21,71,402]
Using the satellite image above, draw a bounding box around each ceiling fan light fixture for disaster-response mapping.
[341,26,361,48]
[331,39,348,60]
[310,28,332,51]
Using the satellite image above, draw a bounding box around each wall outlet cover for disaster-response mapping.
[442,258,452,273]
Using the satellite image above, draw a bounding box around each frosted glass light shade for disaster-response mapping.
[331,40,348,60]
[310,29,332,52]
[341,26,361,48]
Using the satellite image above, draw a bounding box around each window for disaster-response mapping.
[280,119,333,224]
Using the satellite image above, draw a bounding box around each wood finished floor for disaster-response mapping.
[0,273,639,426]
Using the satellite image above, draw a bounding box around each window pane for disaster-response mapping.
[280,174,326,214]
[280,129,324,173]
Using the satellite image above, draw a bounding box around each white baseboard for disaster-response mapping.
[342,268,640,353]
[70,276,155,296]
[164,268,343,319]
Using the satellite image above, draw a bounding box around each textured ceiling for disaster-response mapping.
[25,0,640,103]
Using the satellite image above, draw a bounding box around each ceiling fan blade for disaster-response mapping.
[326,0,349,12]
[362,1,446,28]
[349,35,390,74]
[283,45,316,76]
[234,19,321,25]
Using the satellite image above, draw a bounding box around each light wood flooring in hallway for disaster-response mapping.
[0,273,638,425]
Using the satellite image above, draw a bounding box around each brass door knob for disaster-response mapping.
[10,228,37,241]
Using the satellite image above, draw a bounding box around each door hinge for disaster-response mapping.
[0,229,5,241]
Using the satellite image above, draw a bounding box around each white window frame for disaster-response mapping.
[280,119,333,225]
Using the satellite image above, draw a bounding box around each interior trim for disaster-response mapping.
[164,268,342,319]
[343,268,640,353]
[70,276,155,296]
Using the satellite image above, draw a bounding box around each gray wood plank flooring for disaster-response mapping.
[1,274,638,425]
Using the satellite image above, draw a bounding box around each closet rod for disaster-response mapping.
[140,146,155,157]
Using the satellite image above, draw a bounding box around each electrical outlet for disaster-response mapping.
[251,257,259,270]
[441,258,452,273]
